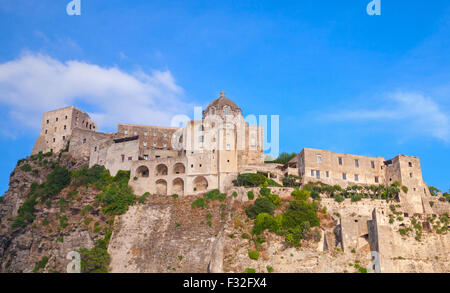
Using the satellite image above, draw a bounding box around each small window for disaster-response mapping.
[410,173,413,178]
[128,157,132,161]
[338,157,343,165]
[211,108,215,115]
[371,161,375,169]
[163,133,167,138]
[144,132,147,136]
[311,170,315,176]
[134,131,137,136]
[46,120,49,124]
[191,164,194,168]
[317,155,322,164]
[342,173,347,180]
[226,144,231,150]
[355,174,359,181]
[316,170,320,179]
[83,138,86,144]
[408,162,412,167]
[199,125,204,131]
[224,107,229,115]
[121,155,125,162]
[326,171,329,178]
[199,164,202,167]
[199,136,204,143]
[65,115,67,120]
[62,136,65,141]
[56,117,58,122]
[64,125,67,130]
[355,159,359,167]
[45,129,48,134]
[124,130,128,135]
[227,159,230,163]
[53,138,56,143]
[153,132,157,137]
[94,146,97,152]
[375,176,379,183]
[143,142,147,147]
[153,143,156,147]
[144,155,148,160]
[163,143,167,148]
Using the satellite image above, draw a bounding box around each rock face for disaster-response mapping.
[0,153,104,273]
[108,195,231,273]
[0,155,449,273]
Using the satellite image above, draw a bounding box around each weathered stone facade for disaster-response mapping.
[31,106,97,155]
[298,148,432,214]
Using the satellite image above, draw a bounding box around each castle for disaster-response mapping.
[31,92,437,214]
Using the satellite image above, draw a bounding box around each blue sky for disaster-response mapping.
[0,0,449,195]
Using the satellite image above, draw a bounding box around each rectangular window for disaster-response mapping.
[143,142,147,147]
[134,131,137,136]
[65,115,67,120]
[338,157,343,165]
[153,143,156,147]
[144,132,147,136]
[121,155,125,162]
[163,143,167,148]
[375,176,379,183]
[83,138,86,144]
[342,173,347,180]
[94,146,97,152]
[163,133,167,138]
[355,174,359,181]
[56,117,58,122]
[45,129,48,134]
[128,157,132,161]
[408,162,412,167]
[226,144,231,150]
[311,170,315,176]
[64,125,67,130]
[62,136,65,141]
[355,159,359,167]
[326,171,329,178]
[316,170,320,179]
[124,130,128,135]
[317,155,322,164]
[199,136,204,142]
[144,155,148,160]
[410,173,413,178]
[371,161,375,169]
[46,120,49,124]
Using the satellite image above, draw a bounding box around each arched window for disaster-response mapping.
[155,164,168,176]
[172,178,184,195]
[193,176,208,191]
[136,166,149,177]
[155,179,167,195]
[173,163,185,174]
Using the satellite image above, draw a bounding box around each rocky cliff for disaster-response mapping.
[0,154,449,273]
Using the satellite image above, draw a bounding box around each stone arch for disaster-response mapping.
[172,178,184,195]
[155,179,167,195]
[193,176,208,192]
[136,166,149,177]
[173,163,185,175]
[155,164,168,176]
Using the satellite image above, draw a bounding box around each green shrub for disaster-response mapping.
[56,237,64,243]
[192,198,206,209]
[245,268,256,273]
[248,250,259,260]
[81,204,93,216]
[245,197,275,219]
[334,193,345,203]
[260,187,270,197]
[233,191,238,198]
[171,193,179,199]
[266,266,274,273]
[33,256,49,273]
[291,189,310,201]
[21,164,32,172]
[241,233,250,239]
[138,192,150,204]
[252,213,279,235]
[247,191,255,200]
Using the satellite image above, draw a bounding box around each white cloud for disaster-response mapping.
[0,53,191,135]
[324,91,450,142]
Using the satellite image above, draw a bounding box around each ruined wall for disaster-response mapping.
[69,128,112,160]
[299,148,385,187]
[104,139,140,176]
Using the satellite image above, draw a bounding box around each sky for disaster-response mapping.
[0,0,449,195]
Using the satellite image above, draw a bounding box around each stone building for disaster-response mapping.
[297,148,430,214]
[31,106,98,155]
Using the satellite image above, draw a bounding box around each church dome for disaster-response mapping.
[204,92,241,116]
